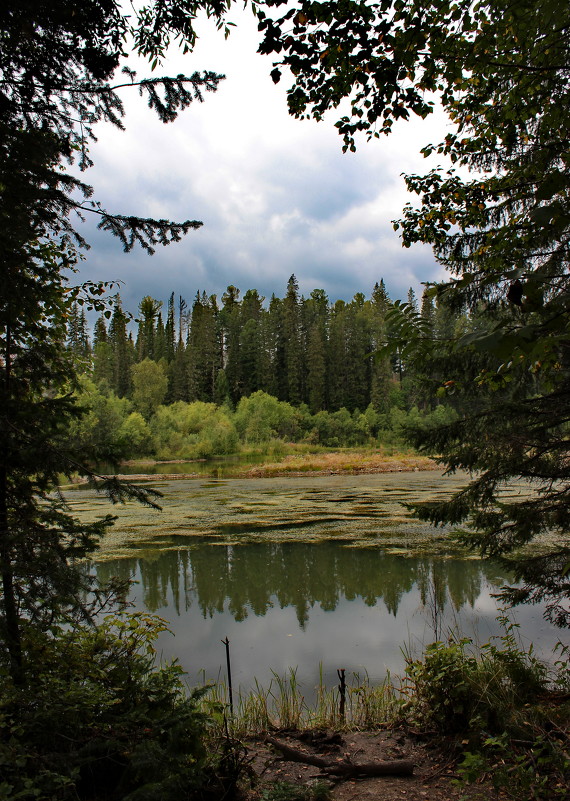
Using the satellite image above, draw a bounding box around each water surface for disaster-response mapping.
[69,472,561,695]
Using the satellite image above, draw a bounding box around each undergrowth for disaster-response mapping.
[400,618,570,799]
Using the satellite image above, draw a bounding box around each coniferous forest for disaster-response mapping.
[67,277,464,461]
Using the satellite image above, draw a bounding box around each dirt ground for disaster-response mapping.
[244,729,490,801]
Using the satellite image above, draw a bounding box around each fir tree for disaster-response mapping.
[265,294,286,400]
[165,292,176,363]
[283,275,302,405]
[370,281,393,414]
[108,296,131,398]
[188,292,219,402]
[304,289,329,413]
[240,289,264,397]
[220,286,241,403]
[136,296,162,362]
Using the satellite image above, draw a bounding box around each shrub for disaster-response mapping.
[401,624,548,735]
[0,614,241,800]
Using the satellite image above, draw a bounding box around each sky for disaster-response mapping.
[75,7,451,315]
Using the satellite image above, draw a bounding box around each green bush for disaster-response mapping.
[234,392,298,443]
[69,378,132,463]
[119,412,153,457]
[150,401,237,459]
[402,625,548,735]
[0,614,240,801]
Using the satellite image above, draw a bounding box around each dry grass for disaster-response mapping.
[242,450,438,478]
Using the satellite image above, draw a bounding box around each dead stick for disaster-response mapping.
[265,736,414,777]
[221,637,233,716]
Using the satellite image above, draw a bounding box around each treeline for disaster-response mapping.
[68,275,466,415]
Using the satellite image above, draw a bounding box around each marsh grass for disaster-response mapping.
[243,448,435,477]
[198,664,397,736]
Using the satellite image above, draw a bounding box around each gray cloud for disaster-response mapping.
[73,8,449,316]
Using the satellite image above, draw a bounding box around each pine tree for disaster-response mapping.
[370,281,393,414]
[169,338,189,403]
[187,292,219,402]
[304,289,329,413]
[108,296,131,398]
[344,293,372,413]
[239,289,264,397]
[165,292,176,364]
[283,275,302,405]
[220,286,241,403]
[66,301,91,360]
[265,294,287,400]
[327,300,348,410]
[136,296,162,362]
[154,312,167,362]
[92,315,115,388]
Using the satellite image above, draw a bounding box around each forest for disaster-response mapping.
[67,278,462,460]
[1,0,568,799]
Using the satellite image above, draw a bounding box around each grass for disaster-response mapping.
[198,664,398,737]
[241,446,437,478]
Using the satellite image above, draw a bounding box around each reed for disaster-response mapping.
[198,664,397,736]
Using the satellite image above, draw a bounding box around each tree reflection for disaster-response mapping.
[95,542,504,625]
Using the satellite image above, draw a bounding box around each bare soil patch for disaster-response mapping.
[244,729,487,801]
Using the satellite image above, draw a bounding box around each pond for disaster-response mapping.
[68,471,561,697]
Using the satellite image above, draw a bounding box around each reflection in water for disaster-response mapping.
[92,542,558,695]
[96,543,505,626]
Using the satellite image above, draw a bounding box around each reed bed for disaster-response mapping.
[198,665,398,737]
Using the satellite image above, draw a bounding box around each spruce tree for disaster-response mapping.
[370,281,393,414]
[283,275,302,405]
[304,289,329,413]
[92,315,115,388]
[344,292,372,413]
[136,296,162,362]
[265,294,287,400]
[220,286,242,403]
[327,300,348,411]
[188,292,219,402]
[239,289,264,397]
[108,295,131,398]
[165,292,176,364]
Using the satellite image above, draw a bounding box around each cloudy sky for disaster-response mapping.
[76,8,451,314]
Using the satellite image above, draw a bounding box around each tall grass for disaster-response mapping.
[198,664,397,737]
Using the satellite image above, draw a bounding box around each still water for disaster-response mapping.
[69,472,561,694]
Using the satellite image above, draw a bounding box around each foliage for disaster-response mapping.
[456,730,570,800]
[132,359,169,420]
[256,0,570,624]
[234,391,300,443]
[70,377,134,462]
[259,780,331,801]
[401,620,548,735]
[0,613,243,801]
[67,377,456,460]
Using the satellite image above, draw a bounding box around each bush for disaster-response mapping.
[0,614,241,801]
[234,392,298,443]
[119,412,153,457]
[150,402,237,459]
[69,378,132,463]
[401,624,548,735]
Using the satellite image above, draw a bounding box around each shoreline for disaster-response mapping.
[105,453,440,481]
